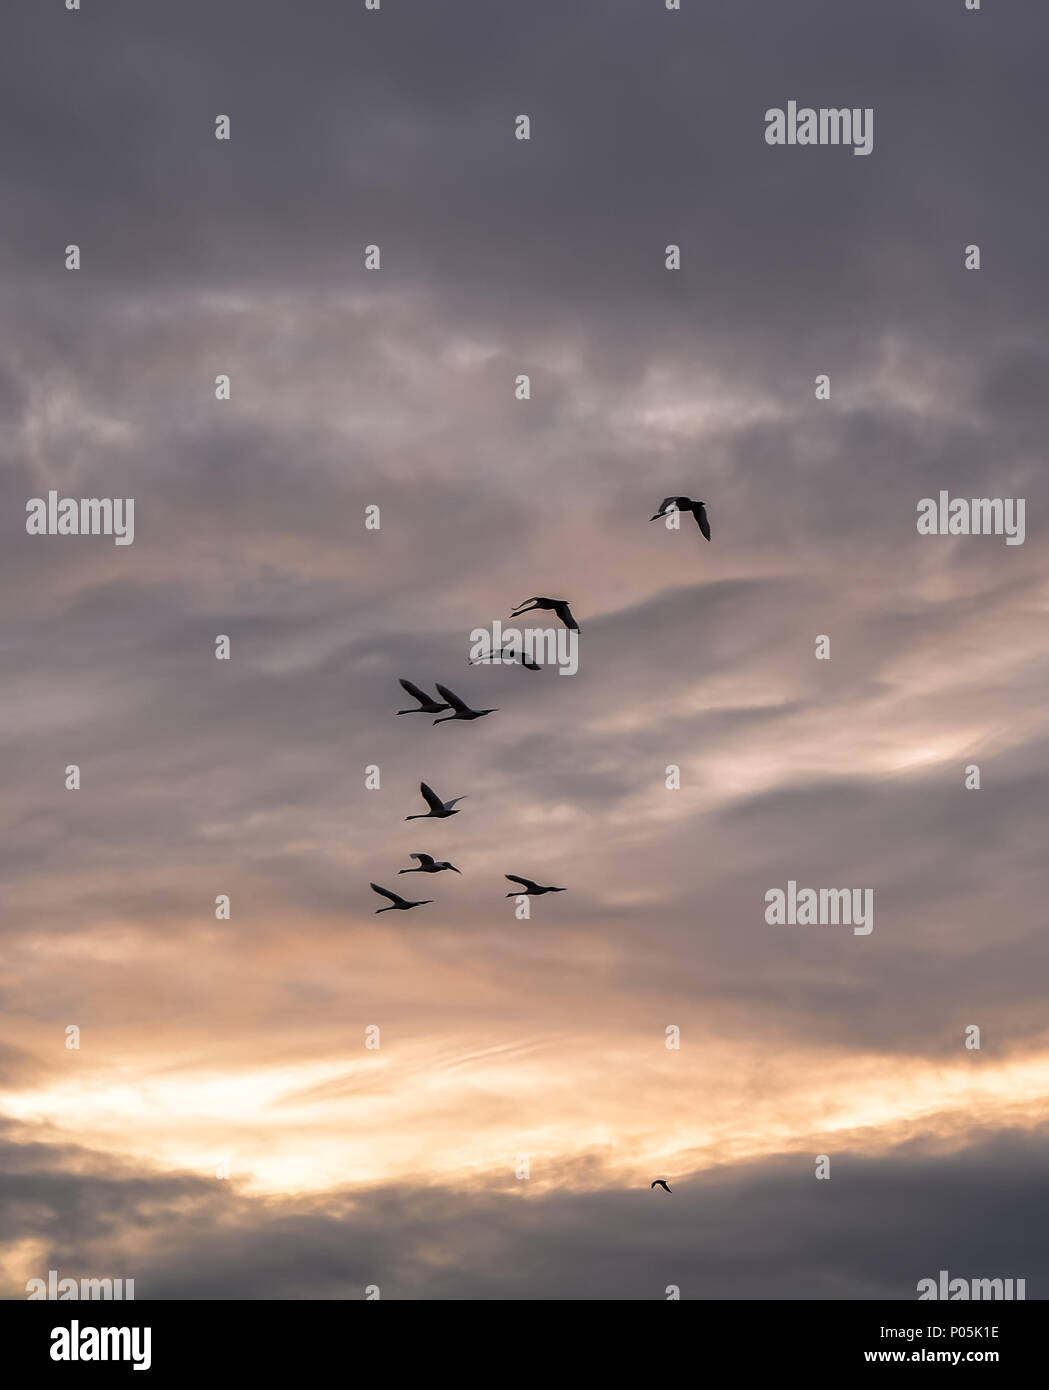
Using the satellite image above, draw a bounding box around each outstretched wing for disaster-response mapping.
[552,600,578,630]
[443,795,467,810]
[371,883,405,905]
[505,874,538,891]
[398,678,430,705]
[435,683,470,713]
[419,782,444,812]
[694,505,711,541]
[411,853,436,867]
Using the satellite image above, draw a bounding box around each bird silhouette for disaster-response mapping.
[509,597,579,630]
[399,853,461,875]
[405,781,467,821]
[396,679,451,715]
[504,874,566,897]
[432,683,498,725]
[370,883,433,913]
[651,496,711,541]
[470,643,541,671]
[651,1179,672,1193]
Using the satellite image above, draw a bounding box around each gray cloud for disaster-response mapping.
[2,0,1047,1298]
[2,1120,1046,1300]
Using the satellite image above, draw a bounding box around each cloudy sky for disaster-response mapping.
[2,0,1047,1300]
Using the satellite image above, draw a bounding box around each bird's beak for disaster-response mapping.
[450,866,461,874]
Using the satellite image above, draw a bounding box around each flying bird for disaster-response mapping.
[405,781,467,821]
[504,875,566,897]
[396,679,451,716]
[432,683,498,725]
[650,496,711,541]
[399,853,461,875]
[509,597,579,630]
[651,1180,672,1193]
[470,643,541,671]
[370,883,433,913]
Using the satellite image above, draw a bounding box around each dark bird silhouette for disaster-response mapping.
[370,883,433,913]
[396,679,451,715]
[509,597,579,630]
[504,874,566,897]
[651,496,711,541]
[405,781,467,821]
[651,1179,672,1193]
[432,683,498,725]
[470,643,541,671]
[399,853,461,875]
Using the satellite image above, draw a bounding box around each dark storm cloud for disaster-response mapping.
[2,0,1045,334]
[2,1119,1046,1299]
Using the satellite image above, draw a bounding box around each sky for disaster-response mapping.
[2,0,1048,1300]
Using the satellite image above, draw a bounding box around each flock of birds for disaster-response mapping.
[369,498,712,1189]
[369,595,578,916]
